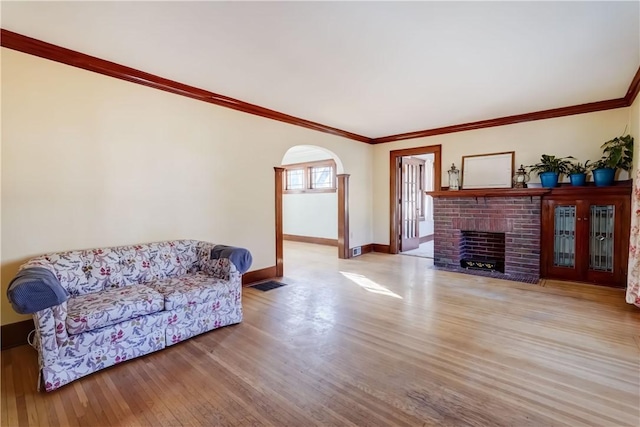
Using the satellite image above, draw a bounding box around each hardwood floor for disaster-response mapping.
[2,241,639,426]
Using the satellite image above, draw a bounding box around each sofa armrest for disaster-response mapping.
[201,257,241,282]
[33,302,68,366]
[7,267,69,314]
[210,245,252,274]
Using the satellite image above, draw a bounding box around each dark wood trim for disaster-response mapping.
[625,66,640,106]
[0,29,370,144]
[337,174,350,259]
[390,145,442,255]
[372,244,391,254]
[283,234,338,246]
[274,167,285,277]
[1,319,34,350]
[427,183,631,199]
[242,266,278,287]
[371,99,628,144]
[360,244,373,255]
[543,182,632,199]
[419,235,434,244]
[427,188,551,198]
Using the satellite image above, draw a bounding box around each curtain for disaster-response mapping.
[626,168,640,307]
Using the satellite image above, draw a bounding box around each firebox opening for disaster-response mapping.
[460,231,506,273]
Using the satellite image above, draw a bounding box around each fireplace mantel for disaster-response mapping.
[427,188,550,198]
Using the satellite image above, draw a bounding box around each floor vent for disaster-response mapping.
[250,281,286,292]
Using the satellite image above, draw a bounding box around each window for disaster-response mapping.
[310,165,334,189]
[286,168,305,190]
[283,160,336,193]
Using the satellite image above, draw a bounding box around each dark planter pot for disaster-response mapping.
[592,168,615,187]
[539,171,560,188]
[569,173,586,186]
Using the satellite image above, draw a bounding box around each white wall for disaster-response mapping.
[372,108,632,244]
[283,193,337,239]
[282,146,337,239]
[1,48,373,325]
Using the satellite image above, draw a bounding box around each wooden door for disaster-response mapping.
[400,157,422,251]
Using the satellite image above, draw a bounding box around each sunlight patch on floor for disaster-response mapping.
[340,271,403,299]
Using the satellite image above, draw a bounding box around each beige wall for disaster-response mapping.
[372,108,632,244]
[1,48,373,325]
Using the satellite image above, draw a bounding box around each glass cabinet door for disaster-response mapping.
[543,194,629,287]
[553,205,577,268]
[589,205,615,273]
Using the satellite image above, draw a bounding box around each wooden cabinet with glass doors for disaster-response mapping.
[541,185,631,288]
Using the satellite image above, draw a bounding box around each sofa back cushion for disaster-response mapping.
[24,240,205,296]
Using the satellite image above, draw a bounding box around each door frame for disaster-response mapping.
[389,145,442,255]
[274,168,350,277]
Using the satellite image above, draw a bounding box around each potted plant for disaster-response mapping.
[566,160,590,186]
[527,154,574,188]
[591,134,634,186]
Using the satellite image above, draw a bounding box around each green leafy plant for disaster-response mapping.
[567,160,591,175]
[527,155,574,176]
[591,134,634,171]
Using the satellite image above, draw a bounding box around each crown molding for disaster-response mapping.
[0,29,371,143]
[624,66,640,106]
[370,98,628,144]
[1,29,637,146]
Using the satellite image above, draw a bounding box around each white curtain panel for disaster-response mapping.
[627,168,640,307]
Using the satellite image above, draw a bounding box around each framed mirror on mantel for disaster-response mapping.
[461,151,515,189]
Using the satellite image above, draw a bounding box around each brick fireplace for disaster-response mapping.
[432,192,544,283]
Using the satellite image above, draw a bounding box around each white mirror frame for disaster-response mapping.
[461,151,515,189]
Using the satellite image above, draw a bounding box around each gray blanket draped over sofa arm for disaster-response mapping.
[7,267,70,314]
[211,245,252,274]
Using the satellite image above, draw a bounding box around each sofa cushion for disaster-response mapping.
[66,284,164,335]
[59,311,167,359]
[148,272,233,311]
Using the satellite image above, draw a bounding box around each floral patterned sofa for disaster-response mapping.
[9,240,249,392]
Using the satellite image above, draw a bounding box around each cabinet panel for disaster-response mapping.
[553,205,577,268]
[588,204,615,273]
[542,200,587,281]
[584,199,629,286]
[541,186,631,288]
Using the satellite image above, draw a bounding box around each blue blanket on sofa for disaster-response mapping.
[211,245,252,274]
[7,267,69,314]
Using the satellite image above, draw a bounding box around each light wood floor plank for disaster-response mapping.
[1,241,639,426]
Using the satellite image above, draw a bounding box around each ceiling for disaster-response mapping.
[2,2,639,139]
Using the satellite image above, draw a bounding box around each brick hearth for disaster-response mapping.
[433,196,542,283]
